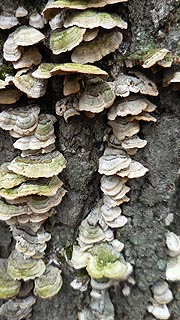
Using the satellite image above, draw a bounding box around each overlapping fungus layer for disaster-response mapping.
[0,104,66,317]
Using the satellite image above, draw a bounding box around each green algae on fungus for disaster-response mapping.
[7,250,46,281]
[9,71,48,98]
[0,163,27,189]
[34,265,63,299]
[0,259,21,299]
[86,243,130,280]
[32,62,108,79]
[8,150,67,178]
[50,26,86,55]
[0,199,31,221]
[64,10,127,30]
[43,0,128,20]
[0,176,63,200]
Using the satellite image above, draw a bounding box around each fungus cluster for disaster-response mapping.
[0,102,66,316]
[147,281,173,320]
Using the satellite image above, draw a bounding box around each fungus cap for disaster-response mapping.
[34,265,63,298]
[71,30,123,64]
[8,150,67,178]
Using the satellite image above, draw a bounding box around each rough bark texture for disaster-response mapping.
[0,0,180,319]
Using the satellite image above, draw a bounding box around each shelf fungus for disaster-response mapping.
[0,259,21,299]
[29,13,45,29]
[0,295,36,320]
[0,89,22,105]
[166,254,180,281]
[12,226,51,258]
[8,150,67,178]
[0,14,19,30]
[0,199,32,221]
[0,0,161,317]
[64,10,127,30]
[163,70,180,90]
[50,26,86,55]
[0,163,27,189]
[141,48,170,68]
[0,105,40,135]
[0,176,63,200]
[107,97,157,120]
[34,265,63,298]
[71,30,123,64]
[13,47,42,70]
[78,78,116,113]
[79,217,105,245]
[15,6,28,18]
[98,147,131,176]
[147,281,173,319]
[43,0,128,20]
[86,243,132,280]
[8,71,48,98]
[7,209,57,231]
[78,290,115,320]
[166,231,180,257]
[108,119,140,141]
[3,26,44,62]
[147,303,170,320]
[114,72,158,97]
[152,281,173,305]
[7,250,46,281]
[49,11,67,30]
[26,187,67,214]
[32,62,108,79]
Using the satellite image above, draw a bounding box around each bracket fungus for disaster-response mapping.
[43,0,128,19]
[15,6,28,18]
[71,30,123,64]
[0,176,63,200]
[50,26,86,55]
[13,47,42,70]
[8,150,67,178]
[32,62,108,79]
[0,89,22,105]
[78,78,116,113]
[0,105,40,135]
[0,259,21,299]
[0,295,36,320]
[12,226,51,258]
[7,250,46,281]
[86,243,132,280]
[0,14,19,30]
[34,265,63,299]
[64,10,127,30]
[0,163,27,189]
